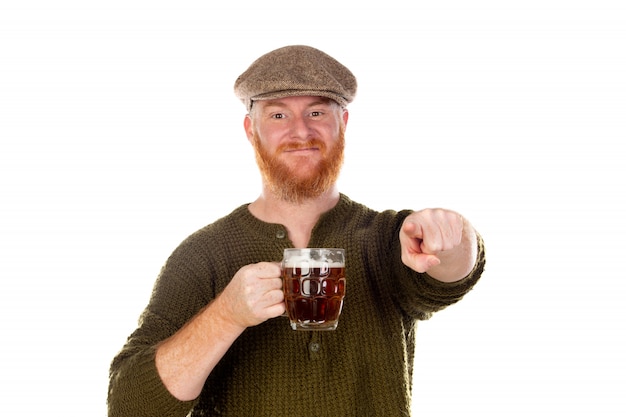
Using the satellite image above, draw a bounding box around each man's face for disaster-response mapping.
[245,96,348,204]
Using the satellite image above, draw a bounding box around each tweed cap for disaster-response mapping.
[234,45,357,111]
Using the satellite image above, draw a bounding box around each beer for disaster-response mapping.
[283,266,346,330]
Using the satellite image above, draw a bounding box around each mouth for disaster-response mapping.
[284,147,320,153]
[279,139,326,157]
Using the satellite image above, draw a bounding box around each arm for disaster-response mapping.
[108,262,285,416]
[399,209,478,282]
[155,262,284,401]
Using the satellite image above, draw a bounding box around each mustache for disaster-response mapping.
[278,139,326,153]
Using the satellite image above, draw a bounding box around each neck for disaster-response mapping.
[248,185,340,248]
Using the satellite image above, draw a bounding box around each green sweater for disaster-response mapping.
[108,194,486,417]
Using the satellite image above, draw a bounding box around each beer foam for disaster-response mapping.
[282,256,343,273]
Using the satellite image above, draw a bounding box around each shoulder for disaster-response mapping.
[179,204,252,245]
[336,194,413,228]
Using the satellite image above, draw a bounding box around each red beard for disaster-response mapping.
[252,128,345,204]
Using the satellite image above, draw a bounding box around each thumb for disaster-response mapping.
[401,221,441,272]
[403,251,441,273]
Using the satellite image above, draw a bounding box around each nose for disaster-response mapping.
[289,115,314,140]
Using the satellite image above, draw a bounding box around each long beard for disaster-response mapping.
[252,128,345,204]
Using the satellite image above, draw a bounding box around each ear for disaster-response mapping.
[342,109,349,127]
[243,114,254,144]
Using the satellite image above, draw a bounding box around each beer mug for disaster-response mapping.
[282,248,346,331]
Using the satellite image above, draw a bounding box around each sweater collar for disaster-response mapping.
[233,193,354,240]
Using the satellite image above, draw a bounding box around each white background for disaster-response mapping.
[1,1,625,415]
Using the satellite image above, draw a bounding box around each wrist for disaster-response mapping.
[210,293,248,336]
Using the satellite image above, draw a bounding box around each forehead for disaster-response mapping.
[255,96,335,110]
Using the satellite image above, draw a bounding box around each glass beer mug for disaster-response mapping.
[282,248,346,331]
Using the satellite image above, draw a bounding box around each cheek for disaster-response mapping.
[252,131,281,156]
[325,119,342,136]
[256,126,286,145]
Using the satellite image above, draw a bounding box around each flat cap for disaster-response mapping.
[234,45,357,111]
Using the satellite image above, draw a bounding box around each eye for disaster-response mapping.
[271,113,285,119]
[310,111,323,117]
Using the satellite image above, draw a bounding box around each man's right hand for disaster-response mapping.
[216,262,285,329]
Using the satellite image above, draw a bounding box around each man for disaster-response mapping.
[108,45,486,416]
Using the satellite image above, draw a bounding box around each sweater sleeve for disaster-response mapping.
[344,202,486,322]
[394,231,486,320]
[107,333,198,417]
[107,234,214,417]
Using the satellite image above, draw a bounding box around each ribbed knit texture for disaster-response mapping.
[108,194,485,417]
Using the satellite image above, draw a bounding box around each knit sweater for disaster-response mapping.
[108,194,486,417]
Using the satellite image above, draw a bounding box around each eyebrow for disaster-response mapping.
[262,98,333,109]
